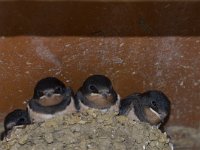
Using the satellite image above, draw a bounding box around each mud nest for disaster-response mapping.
[0,109,171,150]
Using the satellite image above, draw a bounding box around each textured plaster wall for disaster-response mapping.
[0,1,199,128]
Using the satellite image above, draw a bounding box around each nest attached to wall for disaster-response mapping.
[0,109,171,150]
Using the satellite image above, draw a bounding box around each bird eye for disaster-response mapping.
[37,91,43,97]
[18,118,25,124]
[89,85,98,93]
[151,100,157,108]
[55,87,63,93]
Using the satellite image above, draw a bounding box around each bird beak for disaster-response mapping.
[43,89,54,97]
[102,93,108,99]
[46,92,53,97]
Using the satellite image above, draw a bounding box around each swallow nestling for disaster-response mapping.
[75,75,120,112]
[119,90,170,127]
[27,77,76,123]
[1,109,31,141]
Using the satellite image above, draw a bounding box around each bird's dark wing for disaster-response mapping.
[74,90,86,111]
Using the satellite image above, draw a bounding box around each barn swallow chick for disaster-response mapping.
[1,109,31,141]
[119,90,170,127]
[27,77,76,123]
[75,75,120,112]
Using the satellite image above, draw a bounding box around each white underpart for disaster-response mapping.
[149,108,161,119]
[27,104,52,122]
[7,122,17,129]
[90,93,119,99]
[79,101,90,111]
[28,97,76,123]
[117,94,120,101]
[109,95,120,112]
[90,93,101,96]
[127,108,140,121]
[40,93,61,100]
[156,123,161,128]
[169,142,174,150]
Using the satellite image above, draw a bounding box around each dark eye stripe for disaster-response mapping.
[55,86,63,93]
[151,101,157,107]
[89,85,98,93]
[37,91,43,97]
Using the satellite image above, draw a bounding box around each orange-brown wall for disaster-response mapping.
[0,1,199,128]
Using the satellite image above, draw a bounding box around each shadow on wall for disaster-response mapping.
[0,0,199,36]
